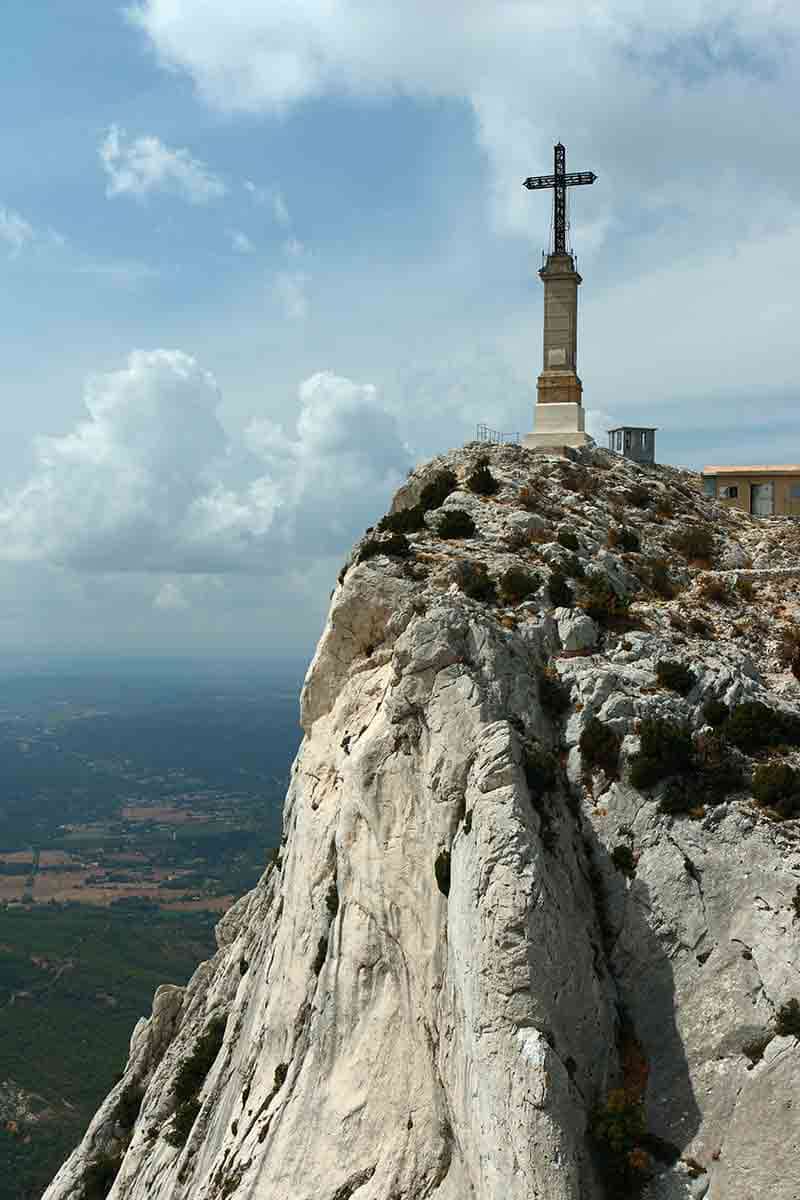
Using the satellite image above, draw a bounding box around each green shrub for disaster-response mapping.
[173,1015,227,1108]
[688,615,711,637]
[576,575,630,624]
[548,571,573,608]
[590,1089,648,1194]
[579,718,621,776]
[736,576,756,601]
[438,509,475,539]
[358,532,411,562]
[611,844,636,878]
[81,1154,122,1200]
[752,761,800,817]
[702,698,729,728]
[727,701,798,754]
[629,717,693,790]
[524,745,557,797]
[742,1033,772,1065]
[419,469,457,512]
[672,525,714,562]
[165,1097,201,1149]
[453,560,496,603]
[608,526,640,553]
[466,458,499,496]
[538,669,571,716]
[700,756,744,806]
[775,998,800,1038]
[377,505,426,534]
[499,565,540,603]
[434,850,451,897]
[115,1082,144,1130]
[659,777,692,815]
[557,528,580,551]
[655,660,696,696]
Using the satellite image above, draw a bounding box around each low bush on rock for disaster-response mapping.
[166,1015,227,1148]
[629,717,693,790]
[115,1082,144,1130]
[608,526,640,553]
[688,615,712,637]
[419,469,457,511]
[727,701,800,754]
[358,532,411,563]
[377,505,426,534]
[576,575,630,624]
[736,576,756,601]
[655,660,695,696]
[524,744,557,797]
[702,698,729,728]
[671,525,714,563]
[742,1033,772,1066]
[775,998,800,1038]
[434,850,451,897]
[538,669,571,717]
[590,1089,649,1196]
[453,560,496,603]
[548,571,573,608]
[81,1153,123,1200]
[751,761,800,818]
[438,509,476,539]
[580,717,621,776]
[466,457,499,496]
[499,565,540,604]
[557,528,580,551]
[611,844,636,877]
[625,483,651,509]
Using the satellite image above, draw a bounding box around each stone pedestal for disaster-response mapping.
[524,251,589,449]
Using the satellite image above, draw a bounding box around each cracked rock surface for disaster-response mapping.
[44,443,800,1200]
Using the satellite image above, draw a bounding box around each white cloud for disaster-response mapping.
[284,236,304,258]
[100,124,227,204]
[228,229,255,254]
[274,270,309,320]
[0,352,407,575]
[128,1,800,255]
[272,190,290,226]
[0,207,35,256]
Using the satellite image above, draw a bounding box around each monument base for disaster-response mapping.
[523,430,591,450]
[537,369,583,407]
[523,400,589,450]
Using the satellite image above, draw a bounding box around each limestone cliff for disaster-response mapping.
[44,443,800,1200]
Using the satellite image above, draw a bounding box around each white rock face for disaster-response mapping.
[44,444,800,1200]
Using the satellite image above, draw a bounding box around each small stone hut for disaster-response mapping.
[608,426,657,465]
[701,465,800,516]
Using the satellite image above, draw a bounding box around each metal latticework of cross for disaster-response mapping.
[523,143,596,255]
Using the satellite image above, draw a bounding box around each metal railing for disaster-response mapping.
[476,424,520,445]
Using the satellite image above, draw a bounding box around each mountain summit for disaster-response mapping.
[45,443,800,1200]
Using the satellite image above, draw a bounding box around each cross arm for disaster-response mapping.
[522,171,597,190]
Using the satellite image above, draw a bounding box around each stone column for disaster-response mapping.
[523,251,589,449]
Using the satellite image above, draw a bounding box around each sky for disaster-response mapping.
[1,1,799,660]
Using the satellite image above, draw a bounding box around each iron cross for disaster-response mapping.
[523,143,597,255]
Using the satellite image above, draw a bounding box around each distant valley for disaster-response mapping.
[0,657,303,1200]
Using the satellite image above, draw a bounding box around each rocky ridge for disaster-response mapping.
[44,442,800,1200]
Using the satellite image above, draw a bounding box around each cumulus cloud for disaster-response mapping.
[0,351,407,575]
[127,1,800,254]
[100,125,227,204]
